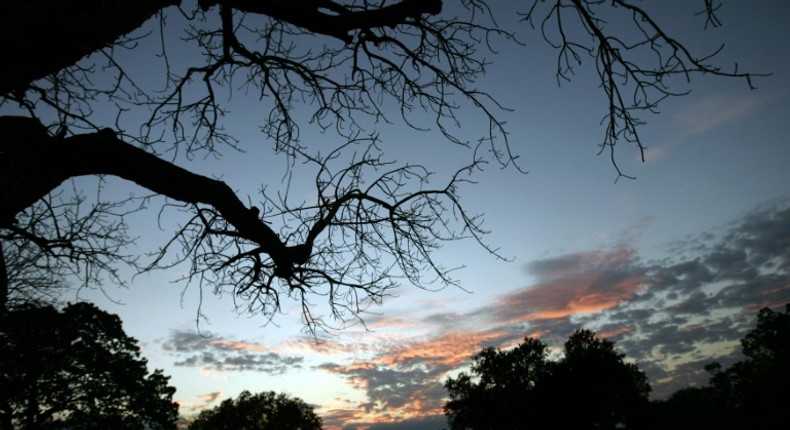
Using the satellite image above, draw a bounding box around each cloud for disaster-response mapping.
[571,198,790,393]
[316,328,510,428]
[177,391,222,412]
[197,391,222,403]
[317,198,790,427]
[318,362,443,414]
[377,330,510,370]
[489,248,646,324]
[346,415,447,430]
[162,330,303,374]
[675,92,770,135]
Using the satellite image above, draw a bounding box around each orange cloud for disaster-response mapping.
[208,339,269,352]
[321,407,371,430]
[494,249,646,324]
[377,329,508,370]
[369,315,426,330]
[320,393,442,430]
[281,334,382,357]
[317,248,652,428]
[598,326,632,339]
[316,329,508,428]
[497,274,645,323]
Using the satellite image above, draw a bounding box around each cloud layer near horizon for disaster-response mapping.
[329,198,789,429]
[162,199,790,430]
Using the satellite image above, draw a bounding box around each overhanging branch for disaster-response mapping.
[200,0,442,43]
[0,116,291,269]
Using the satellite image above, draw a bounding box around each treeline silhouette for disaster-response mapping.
[0,303,323,430]
[443,304,789,430]
[3,303,786,429]
[184,390,322,430]
[641,304,789,430]
[0,303,179,430]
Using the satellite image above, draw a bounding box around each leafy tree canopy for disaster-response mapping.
[0,302,179,430]
[186,390,322,430]
[444,329,650,430]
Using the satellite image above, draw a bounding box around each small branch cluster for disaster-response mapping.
[147,138,502,332]
[0,0,766,330]
[521,0,765,179]
[0,181,144,307]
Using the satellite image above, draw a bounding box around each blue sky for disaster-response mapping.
[5,1,790,429]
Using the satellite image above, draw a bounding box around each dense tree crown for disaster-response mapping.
[186,390,323,430]
[645,304,790,430]
[0,302,179,430]
[0,1,760,328]
[443,330,650,430]
[444,305,790,430]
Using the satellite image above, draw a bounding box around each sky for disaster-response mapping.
[5,1,790,429]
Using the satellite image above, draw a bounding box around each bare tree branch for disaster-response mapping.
[521,0,766,179]
[0,1,765,329]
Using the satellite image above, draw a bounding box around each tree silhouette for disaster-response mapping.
[444,330,650,430]
[0,302,179,430]
[444,337,553,430]
[186,390,322,430]
[644,386,728,430]
[644,304,790,430]
[547,330,650,429]
[0,1,761,328]
[703,304,790,428]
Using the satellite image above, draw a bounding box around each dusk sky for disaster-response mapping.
[5,1,790,430]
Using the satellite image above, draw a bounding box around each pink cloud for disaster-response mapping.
[675,93,770,135]
[317,329,509,427]
[598,326,632,339]
[208,339,269,352]
[376,329,510,370]
[493,248,646,324]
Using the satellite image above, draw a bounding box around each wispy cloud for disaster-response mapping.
[675,92,771,135]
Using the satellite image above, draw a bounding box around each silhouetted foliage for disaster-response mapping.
[444,337,553,430]
[643,386,728,430]
[550,330,651,429]
[444,329,650,430]
[704,304,790,428]
[186,390,322,430]
[0,1,761,329]
[0,302,179,430]
[643,304,790,430]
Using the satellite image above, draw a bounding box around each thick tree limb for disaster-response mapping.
[0,116,299,271]
[0,0,442,95]
[0,0,179,95]
[201,0,442,43]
